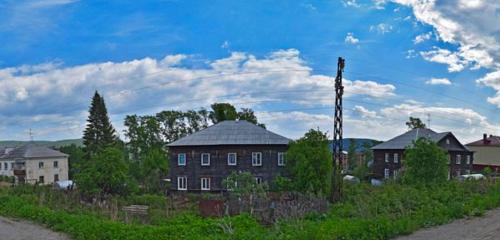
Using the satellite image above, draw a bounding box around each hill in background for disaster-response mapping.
[0,139,83,148]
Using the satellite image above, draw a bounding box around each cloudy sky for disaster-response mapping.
[0,0,499,143]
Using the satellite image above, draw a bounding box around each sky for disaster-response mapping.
[0,0,499,143]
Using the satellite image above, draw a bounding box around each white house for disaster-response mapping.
[0,144,69,185]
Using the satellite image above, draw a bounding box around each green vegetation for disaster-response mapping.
[83,91,120,157]
[403,138,449,185]
[405,117,426,130]
[76,147,134,197]
[280,129,332,196]
[1,180,500,239]
[209,102,266,128]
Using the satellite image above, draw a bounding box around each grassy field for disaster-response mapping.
[1,180,500,239]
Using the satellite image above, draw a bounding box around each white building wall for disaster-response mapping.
[0,160,15,177]
[25,157,69,184]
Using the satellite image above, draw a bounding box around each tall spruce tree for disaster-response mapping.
[83,91,118,156]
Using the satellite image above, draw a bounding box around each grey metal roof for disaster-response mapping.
[0,144,68,159]
[167,120,291,147]
[371,128,454,150]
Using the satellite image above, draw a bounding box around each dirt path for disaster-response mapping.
[395,208,500,240]
[0,216,69,240]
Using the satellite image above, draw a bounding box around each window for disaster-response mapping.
[39,162,44,169]
[384,168,390,179]
[10,163,13,169]
[393,170,399,179]
[252,152,262,166]
[455,170,461,177]
[456,154,461,165]
[278,152,285,166]
[201,153,210,166]
[255,177,262,185]
[201,178,210,191]
[227,153,237,166]
[446,139,450,145]
[178,153,186,166]
[177,176,187,190]
[54,174,59,182]
[38,176,44,184]
[0,162,2,170]
[4,162,7,170]
[384,153,389,163]
[53,161,58,168]
[466,155,471,165]
[394,153,399,163]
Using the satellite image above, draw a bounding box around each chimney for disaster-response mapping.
[483,133,490,144]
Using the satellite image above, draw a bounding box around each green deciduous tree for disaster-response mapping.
[403,138,448,185]
[83,91,119,157]
[406,117,426,130]
[222,171,267,215]
[209,103,238,123]
[237,108,266,128]
[76,147,133,197]
[284,129,332,196]
[58,144,85,179]
[347,139,357,170]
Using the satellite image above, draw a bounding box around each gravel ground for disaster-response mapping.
[395,208,500,240]
[0,216,69,240]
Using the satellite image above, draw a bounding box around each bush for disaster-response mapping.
[1,180,500,239]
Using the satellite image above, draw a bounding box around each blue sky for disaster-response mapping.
[0,0,499,142]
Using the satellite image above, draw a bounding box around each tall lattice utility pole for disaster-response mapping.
[331,57,345,203]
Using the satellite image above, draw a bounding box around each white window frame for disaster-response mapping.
[252,152,262,166]
[466,155,471,165]
[201,153,210,166]
[177,176,187,190]
[255,177,262,185]
[178,153,186,166]
[393,169,399,179]
[456,154,461,165]
[446,139,450,145]
[277,152,285,166]
[201,177,210,191]
[39,161,44,169]
[384,168,390,179]
[384,153,389,163]
[227,153,237,166]
[394,153,399,163]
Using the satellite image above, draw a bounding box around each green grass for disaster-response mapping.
[1,180,500,239]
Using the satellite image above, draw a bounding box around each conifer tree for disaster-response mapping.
[83,91,118,156]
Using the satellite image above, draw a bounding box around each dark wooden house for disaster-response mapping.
[372,128,473,180]
[167,120,291,192]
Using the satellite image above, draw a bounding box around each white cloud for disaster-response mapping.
[425,78,452,85]
[301,3,317,11]
[344,32,360,44]
[257,101,500,142]
[420,47,468,72]
[221,41,230,49]
[342,0,360,8]
[0,49,395,140]
[391,0,500,106]
[414,32,432,44]
[476,70,500,106]
[369,23,393,34]
[353,105,378,118]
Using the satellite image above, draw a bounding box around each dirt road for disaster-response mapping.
[395,208,500,240]
[0,216,69,240]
